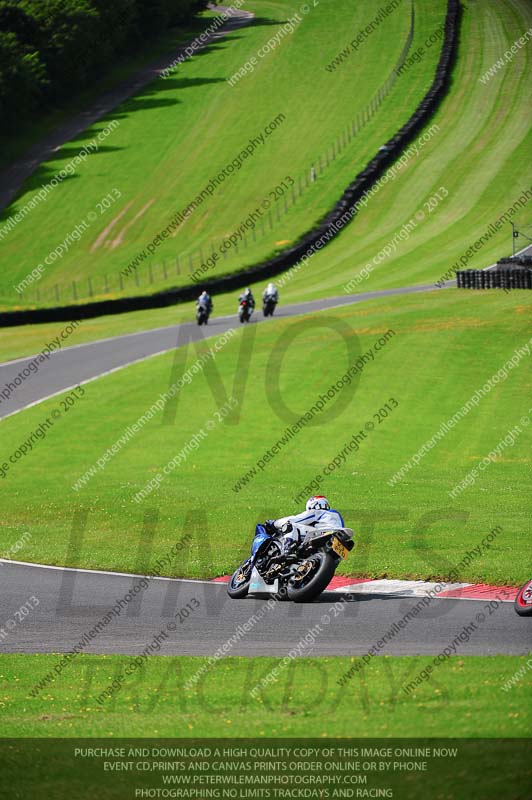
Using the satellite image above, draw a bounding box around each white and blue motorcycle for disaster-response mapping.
[227,521,354,602]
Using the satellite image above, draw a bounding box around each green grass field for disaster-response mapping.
[1,291,530,584]
[0,0,446,308]
[1,653,529,738]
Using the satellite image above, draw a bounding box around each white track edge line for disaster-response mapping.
[0,314,238,368]
[0,559,517,600]
[0,557,216,584]
[0,345,185,422]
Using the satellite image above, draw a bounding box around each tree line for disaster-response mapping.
[0,0,209,130]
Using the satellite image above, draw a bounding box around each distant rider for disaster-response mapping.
[262,282,278,304]
[197,290,213,315]
[260,496,345,555]
[239,287,255,311]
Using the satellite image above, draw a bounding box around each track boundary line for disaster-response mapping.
[0,558,519,601]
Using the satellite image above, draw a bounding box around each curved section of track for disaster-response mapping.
[0,561,527,657]
[0,282,445,421]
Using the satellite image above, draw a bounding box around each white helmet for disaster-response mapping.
[267,282,276,293]
[306,495,330,511]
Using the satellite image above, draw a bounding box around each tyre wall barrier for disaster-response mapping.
[456,269,532,290]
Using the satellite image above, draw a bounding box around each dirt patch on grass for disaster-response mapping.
[90,201,133,252]
[111,199,156,248]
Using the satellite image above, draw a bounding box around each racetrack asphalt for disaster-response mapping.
[0,560,528,657]
[0,282,447,421]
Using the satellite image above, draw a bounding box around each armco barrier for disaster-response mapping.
[457,269,532,290]
[0,0,461,327]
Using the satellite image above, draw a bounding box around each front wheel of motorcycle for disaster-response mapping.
[287,551,337,602]
[514,579,532,616]
[227,560,252,598]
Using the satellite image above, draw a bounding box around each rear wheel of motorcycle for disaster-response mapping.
[514,580,532,616]
[287,552,337,602]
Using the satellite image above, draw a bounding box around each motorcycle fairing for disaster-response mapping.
[250,530,272,562]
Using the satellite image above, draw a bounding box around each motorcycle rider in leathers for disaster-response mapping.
[262,282,279,305]
[258,496,345,555]
[196,290,213,316]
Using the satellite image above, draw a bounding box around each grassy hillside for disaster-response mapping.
[269,0,532,301]
[1,290,530,584]
[0,0,446,308]
[0,1,529,352]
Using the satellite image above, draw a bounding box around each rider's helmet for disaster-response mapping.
[245,287,252,296]
[306,495,330,511]
[266,282,276,294]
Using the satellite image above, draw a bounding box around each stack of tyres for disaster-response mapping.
[455,268,532,290]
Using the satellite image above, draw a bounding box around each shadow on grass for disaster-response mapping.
[0,14,282,220]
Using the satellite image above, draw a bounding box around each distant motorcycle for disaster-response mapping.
[239,300,253,323]
[196,303,210,325]
[262,296,277,317]
[514,579,532,616]
[227,521,354,602]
